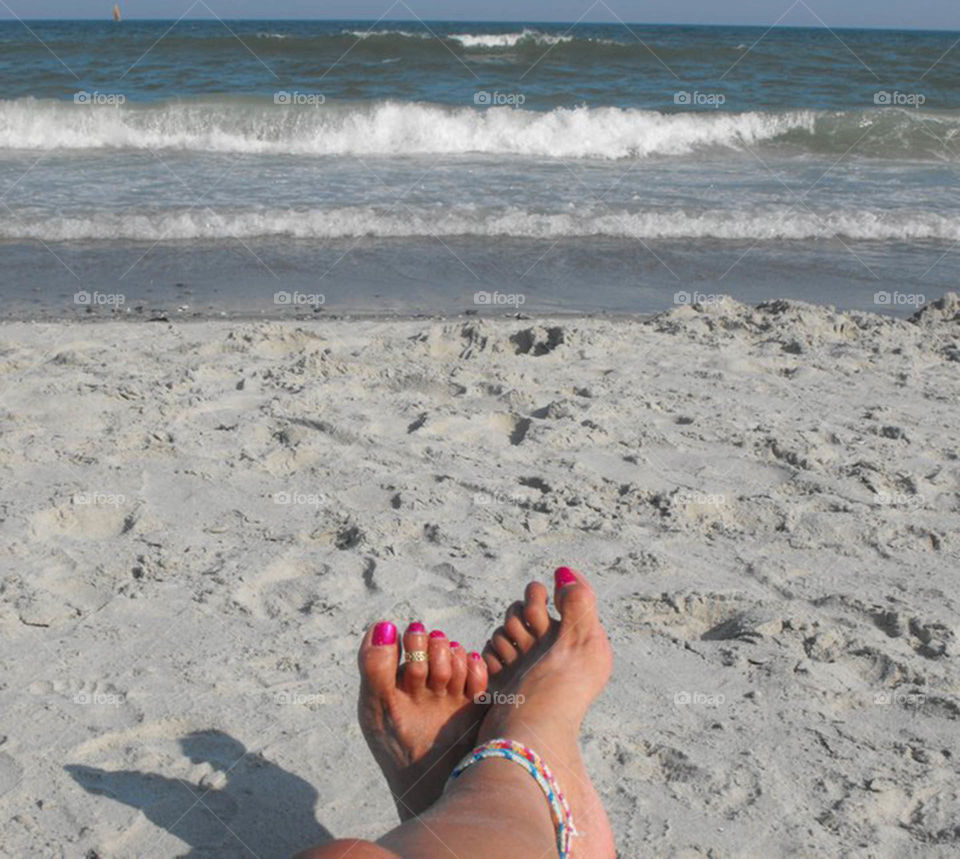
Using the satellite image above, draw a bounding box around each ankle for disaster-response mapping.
[449,759,557,840]
[378,761,556,857]
[480,708,583,747]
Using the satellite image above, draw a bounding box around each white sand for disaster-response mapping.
[1,295,958,858]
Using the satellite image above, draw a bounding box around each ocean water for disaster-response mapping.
[1,20,958,318]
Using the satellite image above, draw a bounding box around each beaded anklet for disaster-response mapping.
[445,737,578,858]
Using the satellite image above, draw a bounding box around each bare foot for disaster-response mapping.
[358,620,489,820]
[479,567,617,859]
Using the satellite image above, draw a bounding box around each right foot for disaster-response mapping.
[358,620,490,821]
[478,566,617,859]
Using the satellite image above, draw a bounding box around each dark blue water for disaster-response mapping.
[1,21,958,318]
[2,21,958,110]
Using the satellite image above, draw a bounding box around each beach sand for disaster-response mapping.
[0,295,958,857]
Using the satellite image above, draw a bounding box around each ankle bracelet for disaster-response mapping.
[445,737,578,858]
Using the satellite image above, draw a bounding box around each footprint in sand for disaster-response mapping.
[627,592,758,640]
[233,556,346,621]
[28,679,141,731]
[409,411,533,447]
[31,497,136,541]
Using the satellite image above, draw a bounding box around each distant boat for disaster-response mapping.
[112,4,121,22]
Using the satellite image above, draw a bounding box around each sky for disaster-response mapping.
[0,1,956,31]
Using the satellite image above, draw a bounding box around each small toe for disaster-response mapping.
[401,622,429,693]
[481,644,504,677]
[489,626,520,666]
[465,651,488,701]
[427,630,452,692]
[448,641,468,695]
[503,601,536,652]
[359,621,400,697]
[523,581,552,637]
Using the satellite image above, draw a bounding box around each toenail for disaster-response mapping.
[372,622,397,646]
[449,641,461,649]
[429,630,446,639]
[555,566,577,587]
[469,651,482,660]
[408,621,426,633]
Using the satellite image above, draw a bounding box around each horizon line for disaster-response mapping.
[0,18,958,34]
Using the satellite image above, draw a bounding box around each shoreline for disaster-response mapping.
[0,292,944,325]
[0,308,649,325]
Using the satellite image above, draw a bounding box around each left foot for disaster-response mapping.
[478,568,617,858]
[357,620,489,820]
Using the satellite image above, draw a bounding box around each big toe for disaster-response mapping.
[553,566,600,638]
[359,621,400,697]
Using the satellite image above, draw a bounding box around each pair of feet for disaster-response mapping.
[357,566,616,856]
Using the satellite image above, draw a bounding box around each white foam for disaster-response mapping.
[3,206,955,242]
[448,30,575,48]
[344,29,430,40]
[342,28,576,48]
[0,98,817,159]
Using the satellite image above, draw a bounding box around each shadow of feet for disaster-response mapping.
[67,729,332,857]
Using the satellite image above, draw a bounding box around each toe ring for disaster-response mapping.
[404,650,428,662]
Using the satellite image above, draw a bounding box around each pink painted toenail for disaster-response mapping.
[408,621,426,633]
[429,630,446,639]
[450,641,461,649]
[372,622,397,646]
[555,566,577,587]
[469,651,482,660]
